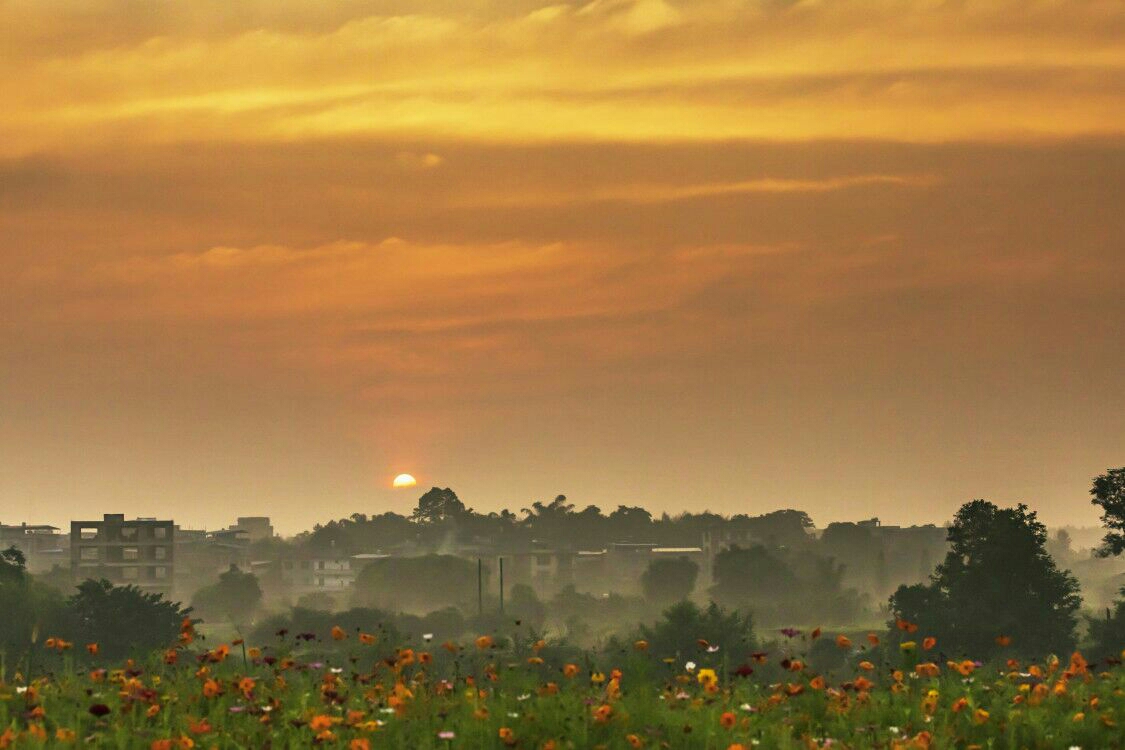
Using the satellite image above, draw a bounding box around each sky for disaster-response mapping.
[2,0,1123,535]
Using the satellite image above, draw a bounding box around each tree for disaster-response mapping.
[889,500,1081,658]
[638,601,755,662]
[0,547,68,662]
[190,565,263,624]
[1091,467,1125,557]
[411,488,467,524]
[352,554,484,613]
[710,544,797,606]
[641,556,699,605]
[69,579,192,660]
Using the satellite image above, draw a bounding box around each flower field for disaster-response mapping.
[2,620,1123,749]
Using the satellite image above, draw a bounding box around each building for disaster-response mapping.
[70,514,174,591]
[226,517,274,543]
[0,523,69,573]
[279,553,357,596]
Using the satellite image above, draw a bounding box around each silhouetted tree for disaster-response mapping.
[412,487,467,524]
[1091,467,1125,557]
[69,579,192,660]
[507,583,547,629]
[0,547,69,667]
[641,556,699,605]
[889,500,1081,658]
[710,544,797,606]
[191,565,263,624]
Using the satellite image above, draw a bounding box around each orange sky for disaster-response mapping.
[2,1,1123,534]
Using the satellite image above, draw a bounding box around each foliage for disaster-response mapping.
[1091,466,1125,557]
[889,500,1082,659]
[351,554,484,613]
[191,565,263,624]
[411,487,467,524]
[638,600,756,661]
[1085,586,1125,661]
[0,547,69,669]
[68,579,193,660]
[640,556,699,605]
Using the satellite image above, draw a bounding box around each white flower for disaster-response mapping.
[380,708,396,715]
[706,645,720,652]
[330,667,344,674]
[508,712,519,718]
[685,661,696,672]
[423,633,434,642]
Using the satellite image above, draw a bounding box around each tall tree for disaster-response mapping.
[191,564,263,624]
[1091,467,1125,557]
[411,487,467,524]
[889,500,1081,658]
[69,579,192,659]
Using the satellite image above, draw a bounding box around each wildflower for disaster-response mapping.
[719,711,737,729]
[331,626,347,641]
[900,641,916,653]
[915,663,940,678]
[85,643,99,655]
[896,618,919,633]
[972,708,989,725]
[349,740,371,750]
[146,704,161,718]
[835,634,851,649]
[55,728,77,743]
[592,704,613,723]
[866,633,880,646]
[590,671,606,685]
[685,660,697,672]
[858,661,874,671]
[697,668,718,688]
[533,639,547,652]
[626,734,644,748]
[634,639,649,651]
[1073,712,1085,722]
[163,649,178,665]
[359,633,377,645]
[202,679,222,698]
[527,656,544,665]
[188,719,211,736]
[247,647,261,659]
[951,697,969,713]
[88,704,111,718]
[922,637,936,651]
[809,675,826,690]
[437,731,455,740]
[499,727,516,746]
[952,660,975,677]
[309,715,336,733]
[475,635,493,650]
[995,635,1012,647]
[238,677,256,698]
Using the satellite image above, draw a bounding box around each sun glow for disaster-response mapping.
[392,473,417,488]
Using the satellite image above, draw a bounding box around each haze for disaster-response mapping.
[2,0,1123,535]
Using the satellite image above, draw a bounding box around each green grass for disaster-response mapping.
[1,629,1122,749]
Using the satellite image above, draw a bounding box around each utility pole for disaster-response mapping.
[499,557,505,614]
[477,558,483,615]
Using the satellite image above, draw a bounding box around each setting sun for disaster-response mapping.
[392,473,417,489]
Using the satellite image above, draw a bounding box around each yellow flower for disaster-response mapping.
[900,641,917,652]
[973,708,990,724]
[696,668,718,688]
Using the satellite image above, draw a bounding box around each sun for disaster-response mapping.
[392,473,417,488]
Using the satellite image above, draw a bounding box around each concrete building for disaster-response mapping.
[280,553,357,596]
[70,514,174,591]
[226,517,274,543]
[0,523,69,573]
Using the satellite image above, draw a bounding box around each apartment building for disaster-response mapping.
[70,514,174,591]
[0,523,69,573]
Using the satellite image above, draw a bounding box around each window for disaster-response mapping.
[80,547,99,561]
[154,567,167,579]
[316,561,324,570]
[154,546,167,560]
[120,527,138,540]
[122,567,139,580]
[79,527,98,541]
[123,547,139,561]
[153,527,167,539]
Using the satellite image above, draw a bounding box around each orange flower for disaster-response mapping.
[592,704,613,723]
[835,634,851,649]
[951,697,969,713]
[146,704,161,718]
[238,677,256,698]
[188,719,211,736]
[163,649,179,665]
[247,647,261,660]
[563,663,579,678]
[719,711,737,729]
[527,656,544,665]
[866,633,880,646]
[633,640,649,651]
[309,715,335,733]
[533,639,547,652]
[359,632,376,645]
[915,662,940,678]
[85,643,99,655]
[809,675,826,690]
[810,627,822,639]
[419,651,432,664]
[331,626,347,641]
[498,727,516,746]
[953,660,975,677]
[853,676,874,692]
[626,734,644,748]
[922,637,937,651]
[995,635,1012,647]
[972,708,989,724]
[475,635,493,650]
[349,740,371,750]
[858,661,874,671]
[201,679,221,698]
[896,618,919,633]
